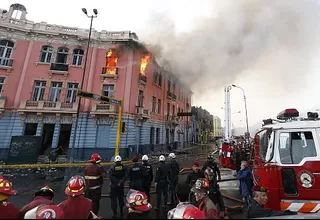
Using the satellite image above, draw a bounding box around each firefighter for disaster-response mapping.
[35,205,65,219]
[191,178,220,219]
[185,161,205,205]
[202,153,221,181]
[155,155,172,211]
[128,156,147,192]
[247,185,297,218]
[0,178,19,219]
[170,205,207,219]
[84,153,106,215]
[204,167,225,218]
[20,185,54,218]
[126,189,152,219]
[141,155,153,202]
[58,175,94,219]
[168,152,180,206]
[109,155,127,219]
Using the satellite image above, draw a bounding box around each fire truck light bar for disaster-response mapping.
[277,108,299,120]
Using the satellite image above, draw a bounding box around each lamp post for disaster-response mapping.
[232,84,250,142]
[70,8,98,163]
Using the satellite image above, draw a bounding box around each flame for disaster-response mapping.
[140,54,150,75]
[106,49,118,75]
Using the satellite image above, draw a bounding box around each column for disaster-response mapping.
[123,49,134,112]
[51,123,61,148]
[84,47,98,112]
[36,123,43,136]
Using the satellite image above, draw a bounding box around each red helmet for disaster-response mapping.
[90,153,102,163]
[126,189,152,212]
[65,176,85,197]
[182,206,207,219]
[36,205,65,219]
[0,179,16,195]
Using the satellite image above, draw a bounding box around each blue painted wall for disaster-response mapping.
[0,112,190,162]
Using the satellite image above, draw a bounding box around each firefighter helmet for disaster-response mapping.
[35,205,65,219]
[182,206,207,219]
[114,155,122,163]
[0,179,16,195]
[126,189,152,212]
[191,178,210,193]
[90,153,102,163]
[142,155,149,161]
[65,176,85,197]
[169,153,176,159]
[204,167,215,178]
[159,155,165,162]
[35,186,54,199]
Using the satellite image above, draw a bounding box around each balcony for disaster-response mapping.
[136,106,150,119]
[0,58,13,71]
[139,74,147,85]
[167,91,172,99]
[90,103,116,116]
[49,63,69,76]
[166,115,180,125]
[18,101,78,114]
[172,94,177,101]
[101,66,118,79]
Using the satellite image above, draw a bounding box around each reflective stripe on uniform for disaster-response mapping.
[84,175,101,180]
[280,200,320,213]
[88,185,101,190]
[227,152,231,157]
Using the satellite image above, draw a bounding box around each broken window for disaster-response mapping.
[56,47,69,64]
[105,49,118,74]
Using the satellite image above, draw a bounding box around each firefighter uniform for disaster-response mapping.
[202,155,221,181]
[0,179,19,219]
[141,155,153,202]
[155,155,172,210]
[185,162,205,205]
[168,153,180,205]
[19,186,54,218]
[109,155,127,218]
[58,176,93,219]
[84,153,106,215]
[128,157,147,192]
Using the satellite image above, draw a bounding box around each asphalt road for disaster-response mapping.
[3,154,244,219]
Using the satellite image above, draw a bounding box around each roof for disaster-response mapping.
[262,119,320,130]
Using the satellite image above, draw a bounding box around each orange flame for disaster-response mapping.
[140,54,150,75]
[106,49,118,75]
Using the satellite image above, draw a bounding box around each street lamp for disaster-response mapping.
[70,8,98,163]
[232,84,250,142]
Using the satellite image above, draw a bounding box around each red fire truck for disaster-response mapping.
[251,108,320,213]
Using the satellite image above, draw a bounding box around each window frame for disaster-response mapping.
[151,96,156,113]
[0,77,5,96]
[48,82,63,102]
[72,49,84,66]
[31,81,46,101]
[39,45,53,63]
[56,47,69,64]
[65,83,79,103]
[0,40,14,66]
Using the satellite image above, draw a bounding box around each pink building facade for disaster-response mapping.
[0,4,192,161]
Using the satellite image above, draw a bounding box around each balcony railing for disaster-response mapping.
[50,63,69,72]
[0,58,13,67]
[101,66,119,77]
[18,101,77,113]
[139,74,147,84]
[166,115,180,124]
[91,103,116,115]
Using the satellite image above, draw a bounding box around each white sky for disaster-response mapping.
[2,1,320,129]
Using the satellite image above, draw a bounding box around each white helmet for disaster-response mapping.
[169,153,176,159]
[142,155,149,161]
[114,155,122,162]
[159,155,165,162]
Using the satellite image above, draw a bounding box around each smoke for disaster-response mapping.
[139,0,320,99]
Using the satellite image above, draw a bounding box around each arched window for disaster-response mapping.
[0,39,14,67]
[40,45,53,63]
[72,49,84,66]
[56,47,69,64]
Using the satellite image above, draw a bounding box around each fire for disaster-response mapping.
[140,54,150,75]
[105,49,118,75]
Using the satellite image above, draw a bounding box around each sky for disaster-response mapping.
[2,0,320,129]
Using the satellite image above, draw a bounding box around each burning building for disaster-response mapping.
[105,49,118,75]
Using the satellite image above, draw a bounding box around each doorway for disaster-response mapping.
[57,124,72,154]
[40,124,55,155]
[24,123,37,135]
[150,127,155,147]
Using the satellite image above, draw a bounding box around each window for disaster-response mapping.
[31,81,46,101]
[279,131,317,164]
[156,128,160,144]
[56,47,69,64]
[172,105,175,115]
[157,99,161,114]
[173,83,176,95]
[40,46,53,63]
[72,49,84,66]
[167,103,170,116]
[0,77,5,95]
[66,83,79,103]
[153,72,158,84]
[151,96,156,113]
[178,86,181,99]
[0,40,14,66]
[158,74,162,87]
[48,82,62,102]
[138,90,144,107]
[168,80,171,92]
[178,107,181,113]
[102,84,114,97]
